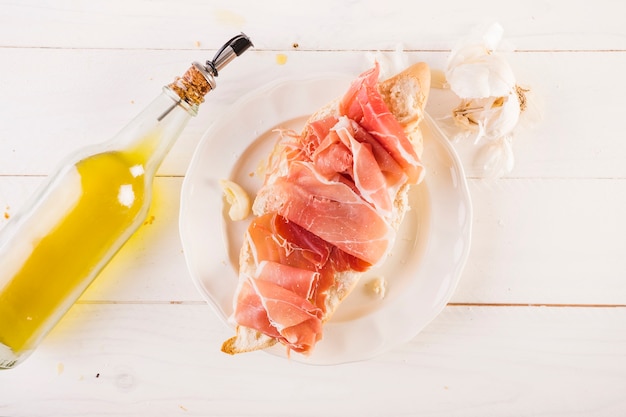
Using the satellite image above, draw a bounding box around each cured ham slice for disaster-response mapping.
[224,62,430,356]
[302,115,340,160]
[233,213,366,353]
[232,279,280,339]
[245,212,332,270]
[348,118,407,189]
[332,117,392,216]
[255,260,319,300]
[249,278,322,351]
[340,64,424,184]
[255,161,393,266]
[233,276,322,353]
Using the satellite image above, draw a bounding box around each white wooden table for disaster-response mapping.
[1,1,625,415]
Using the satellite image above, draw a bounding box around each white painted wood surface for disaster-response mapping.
[1,1,625,415]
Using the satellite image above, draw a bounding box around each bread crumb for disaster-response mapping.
[292,42,299,49]
[194,40,201,48]
[179,405,188,412]
[143,215,155,225]
[365,276,387,299]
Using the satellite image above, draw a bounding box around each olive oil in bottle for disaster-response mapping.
[0,34,252,369]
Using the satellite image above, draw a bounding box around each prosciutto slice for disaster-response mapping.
[332,117,393,216]
[255,260,319,300]
[233,213,364,353]
[340,63,424,184]
[256,161,392,266]
[231,64,424,354]
[233,276,322,352]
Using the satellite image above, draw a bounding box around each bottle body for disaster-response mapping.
[0,89,193,369]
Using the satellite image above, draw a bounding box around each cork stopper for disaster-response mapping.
[167,62,215,106]
[164,34,252,112]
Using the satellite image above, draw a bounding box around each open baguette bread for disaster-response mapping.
[222,62,431,356]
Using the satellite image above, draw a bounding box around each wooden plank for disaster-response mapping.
[454,177,626,305]
[0,304,624,416]
[0,0,624,51]
[0,48,625,179]
[1,176,624,305]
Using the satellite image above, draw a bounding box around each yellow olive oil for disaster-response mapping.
[0,149,149,357]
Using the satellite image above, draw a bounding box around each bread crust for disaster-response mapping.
[223,62,431,355]
[378,62,430,158]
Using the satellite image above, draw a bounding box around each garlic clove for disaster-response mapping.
[445,22,516,99]
[452,89,521,143]
[219,179,251,221]
[447,55,516,99]
[474,135,515,179]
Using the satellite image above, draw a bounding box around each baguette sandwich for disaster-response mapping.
[222,62,431,356]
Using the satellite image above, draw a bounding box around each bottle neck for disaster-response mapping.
[109,63,215,174]
[167,62,216,111]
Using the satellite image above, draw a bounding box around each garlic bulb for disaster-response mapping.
[445,23,527,178]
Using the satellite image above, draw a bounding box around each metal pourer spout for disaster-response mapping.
[206,33,254,77]
[161,33,253,120]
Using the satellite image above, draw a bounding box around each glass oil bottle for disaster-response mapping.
[0,34,253,369]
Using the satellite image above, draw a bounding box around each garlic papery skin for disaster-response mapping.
[446,23,516,99]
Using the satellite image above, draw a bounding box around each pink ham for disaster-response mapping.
[256,161,393,266]
[234,222,327,353]
[255,260,319,300]
[233,280,280,339]
[302,115,339,160]
[246,212,332,270]
[234,276,323,353]
[332,117,392,216]
[348,118,407,189]
[340,63,424,184]
[249,278,322,352]
[311,129,353,177]
[232,64,424,354]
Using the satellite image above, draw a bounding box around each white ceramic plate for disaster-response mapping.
[179,73,472,365]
